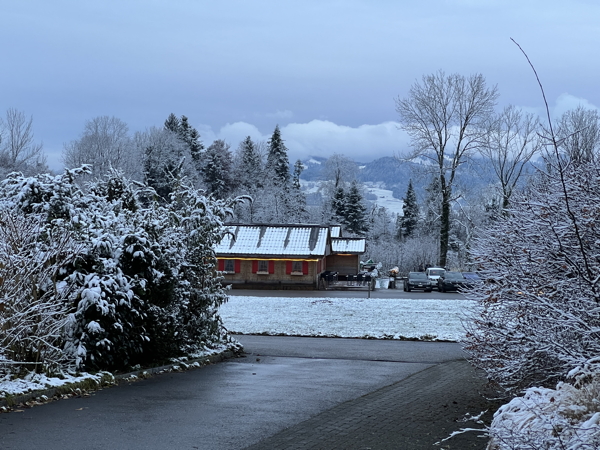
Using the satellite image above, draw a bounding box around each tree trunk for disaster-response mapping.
[439,176,451,268]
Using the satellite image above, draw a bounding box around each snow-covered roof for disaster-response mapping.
[331,237,366,254]
[330,225,342,238]
[215,224,330,258]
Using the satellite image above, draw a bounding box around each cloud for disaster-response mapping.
[217,122,264,148]
[281,120,409,163]
[552,93,600,119]
[197,120,410,162]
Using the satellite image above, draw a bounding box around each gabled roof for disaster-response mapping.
[331,237,366,254]
[215,224,330,259]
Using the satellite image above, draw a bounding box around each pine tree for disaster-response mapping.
[237,136,263,190]
[344,181,368,236]
[164,113,180,133]
[187,127,204,163]
[265,125,290,187]
[201,140,233,198]
[332,186,347,224]
[288,159,308,223]
[400,179,419,239]
[164,113,204,165]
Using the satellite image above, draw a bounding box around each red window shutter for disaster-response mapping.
[234,260,241,273]
[286,261,292,274]
[268,261,275,274]
[218,259,225,271]
[302,261,309,275]
[252,260,258,273]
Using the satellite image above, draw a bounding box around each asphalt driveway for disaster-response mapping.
[0,336,497,450]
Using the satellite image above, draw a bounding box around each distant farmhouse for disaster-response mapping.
[214,224,366,289]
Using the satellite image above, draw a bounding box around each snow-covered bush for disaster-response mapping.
[463,155,600,394]
[487,362,600,450]
[0,210,81,373]
[0,168,238,372]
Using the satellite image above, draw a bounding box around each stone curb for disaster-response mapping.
[0,350,238,411]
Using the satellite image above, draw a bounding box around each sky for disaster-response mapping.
[2,0,600,172]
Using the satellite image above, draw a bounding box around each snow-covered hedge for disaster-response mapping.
[463,157,600,394]
[487,361,600,450]
[0,167,239,373]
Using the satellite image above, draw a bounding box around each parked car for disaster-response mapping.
[437,271,468,292]
[403,272,433,292]
[461,272,482,289]
[425,267,445,290]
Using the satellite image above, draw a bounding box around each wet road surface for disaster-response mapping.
[0,336,497,449]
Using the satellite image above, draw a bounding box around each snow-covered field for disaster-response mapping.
[363,182,404,216]
[300,179,404,216]
[220,295,471,341]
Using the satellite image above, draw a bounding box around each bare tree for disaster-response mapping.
[480,105,542,210]
[396,71,498,267]
[555,105,600,165]
[322,153,358,188]
[0,108,47,178]
[63,116,137,179]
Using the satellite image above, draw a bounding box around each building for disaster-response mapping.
[214,224,366,289]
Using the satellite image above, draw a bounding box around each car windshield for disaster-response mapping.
[409,272,428,280]
[428,269,444,276]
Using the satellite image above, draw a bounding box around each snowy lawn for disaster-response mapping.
[219,295,473,341]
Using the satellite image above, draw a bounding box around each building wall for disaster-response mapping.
[325,254,360,275]
[219,259,320,287]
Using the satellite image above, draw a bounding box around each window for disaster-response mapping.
[258,260,269,273]
[292,261,303,273]
[224,259,235,273]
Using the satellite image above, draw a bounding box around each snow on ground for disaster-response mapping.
[220,296,471,341]
[363,182,404,216]
[300,179,404,216]
[0,371,112,398]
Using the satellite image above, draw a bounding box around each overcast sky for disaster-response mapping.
[2,1,600,172]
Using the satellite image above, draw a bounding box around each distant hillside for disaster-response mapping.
[299,156,327,181]
[357,157,414,199]
[300,155,419,199]
[299,154,528,202]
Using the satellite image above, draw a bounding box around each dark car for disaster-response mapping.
[404,272,432,292]
[437,271,468,292]
[462,272,482,289]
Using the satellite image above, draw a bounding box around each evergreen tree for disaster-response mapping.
[138,127,191,201]
[344,180,368,236]
[265,125,290,187]
[201,139,234,198]
[288,159,308,223]
[292,159,303,191]
[236,136,263,190]
[400,179,419,239]
[332,186,347,224]
[164,113,204,166]
[164,113,180,133]
[187,127,204,163]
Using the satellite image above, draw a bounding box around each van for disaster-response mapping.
[425,267,446,290]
